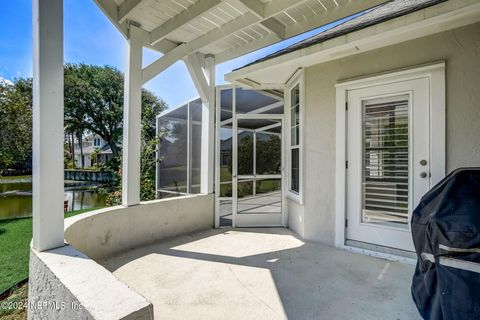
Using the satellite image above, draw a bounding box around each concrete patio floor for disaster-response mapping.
[100,228,420,320]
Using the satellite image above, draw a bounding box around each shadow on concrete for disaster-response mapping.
[100,228,419,320]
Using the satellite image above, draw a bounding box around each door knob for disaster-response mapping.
[420,172,428,178]
[420,160,428,166]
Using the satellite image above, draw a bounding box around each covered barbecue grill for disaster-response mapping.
[411,168,480,319]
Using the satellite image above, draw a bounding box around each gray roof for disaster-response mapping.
[237,0,445,70]
[75,144,112,155]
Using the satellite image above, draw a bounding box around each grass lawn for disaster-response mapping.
[219,167,281,197]
[0,208,100,319]
[0,283,28,320]
[0,175,31,181]
[0,208,99,294]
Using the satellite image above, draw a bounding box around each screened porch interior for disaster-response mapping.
[156,87,286,228]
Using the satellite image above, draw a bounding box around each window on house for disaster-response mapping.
[93,138,100,147]
[290,83,301,194]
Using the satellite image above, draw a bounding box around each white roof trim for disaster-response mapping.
[335,61,445,89]
[225,0,480,86]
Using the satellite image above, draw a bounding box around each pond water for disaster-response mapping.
[0,176,106,220]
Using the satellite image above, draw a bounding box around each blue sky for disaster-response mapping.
[0,0,357,108]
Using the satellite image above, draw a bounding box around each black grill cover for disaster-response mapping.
[411,168,480,320]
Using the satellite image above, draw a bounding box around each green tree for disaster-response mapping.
[64,64,124,159]
[237,134,253,175]
[1,65,167,202]
[139,90,166,200]
[64,64,167,173]
[0,78,32,170]
[256,134,281,174]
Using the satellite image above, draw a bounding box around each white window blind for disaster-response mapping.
[362,95,409,227]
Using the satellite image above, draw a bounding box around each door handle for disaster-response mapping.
[420,172,428,178]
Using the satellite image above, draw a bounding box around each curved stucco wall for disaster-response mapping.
[64,194,215,260]
[28,194,214,319]
[28,245,153,320]
[298,22,480,245]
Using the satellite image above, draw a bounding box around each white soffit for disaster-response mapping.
[225,0,480,87]
[94,0,386,66]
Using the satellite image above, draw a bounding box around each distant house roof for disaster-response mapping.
[99,144,112,154]
[236,0,445,70]
[77,145,112,155]
[75,143,112,155]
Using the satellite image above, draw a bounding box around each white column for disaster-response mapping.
[122,24,143,206]
[32,0,64,251]
[201,55,215,194]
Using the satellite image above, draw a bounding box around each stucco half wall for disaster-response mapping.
[64,194,215,260]
[28,245,153,320]
[28,194,214,319]
[289,22,480,245]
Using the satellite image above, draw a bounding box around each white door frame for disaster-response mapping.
[334,62,446,249]
[233,113,286,227]
[214,84,287,228]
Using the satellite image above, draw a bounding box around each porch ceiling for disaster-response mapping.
[94,0,387,67]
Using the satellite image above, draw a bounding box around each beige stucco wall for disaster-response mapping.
[28,194,214,320]
[28,245,153,320]
[299,22,480,245]
[65,194,214,260]
[288,199,304,237]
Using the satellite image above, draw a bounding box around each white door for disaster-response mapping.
[346,78,431,252]
[233,114,285,227]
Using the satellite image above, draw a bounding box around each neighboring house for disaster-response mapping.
[30,1,480,319]
[73,133,113,168]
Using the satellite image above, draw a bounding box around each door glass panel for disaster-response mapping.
[256,131,281,175]
[362,95,409,228]
[237,178,282,215]
[237,131,254,175]
[236,178,281,215]
[238,179,254,199]
[219,127,233,197]
[236,118,282,216]
[219,199,233,227]
[256,179,281,194]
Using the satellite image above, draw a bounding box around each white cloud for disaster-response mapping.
[0,76,13,86]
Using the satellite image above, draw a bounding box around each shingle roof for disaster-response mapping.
[236,0,445,70]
